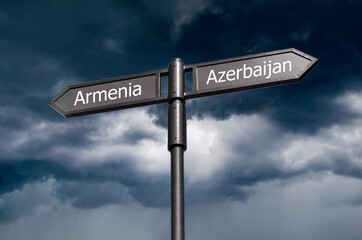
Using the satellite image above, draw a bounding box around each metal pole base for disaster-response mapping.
[171,146,185,240]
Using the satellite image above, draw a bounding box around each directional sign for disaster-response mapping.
[50,49,317,240]
[185,48,318,99]
[50,48,317,118]
[50,71,168,118]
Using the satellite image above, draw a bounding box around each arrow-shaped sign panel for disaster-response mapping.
[50,71,168,118]
[185,48,318,99]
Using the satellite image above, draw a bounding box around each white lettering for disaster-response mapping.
[73,82,143,106]
[206,70,218,84]
[133,85,141,96]
[108,88,117,100]
[93,90,107,102]
[119,87,127,98]
[266,60,272,79]
[204,59,293,85]
[236,68,243,80]
[283,61,292,72]
[128,83,132,96]
[273,62,281,74]
[243,64,252,78]
[74,91,85,106]
[86,92,92,104]
[253,66,262,77]
[226,70,236,81]
[218,71,226,82]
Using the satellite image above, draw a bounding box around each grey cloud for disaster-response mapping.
[348,196,362,206]
[1,174,362,240]
[218,137,362,203]
[54,181,132,209]
[0,109,164,162]
[128,180,170,207]
[185,182,252,205]
[140,0,219,43]
[0,1,362,238]
[0,109,94,160]
[2,95,362,213]
[122,127,160,144]
[332,156,362,179]
[168,0,215,43]
[0,160,79,195]
[290,26,312,43]
[0,180,54,224]
[0,39,79,108]
[0,158,167,212]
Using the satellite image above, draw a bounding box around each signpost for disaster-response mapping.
[50,48,318,240]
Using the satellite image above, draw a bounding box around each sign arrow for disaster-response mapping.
[184,48,318,99]
[50,70,168,118]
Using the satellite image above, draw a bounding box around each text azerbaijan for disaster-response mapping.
[206,60,292,84]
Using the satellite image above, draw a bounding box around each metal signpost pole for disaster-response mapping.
[168,58,186,240]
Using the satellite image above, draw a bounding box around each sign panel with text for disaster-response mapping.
[50,72,168,118]
[185,48,318,99]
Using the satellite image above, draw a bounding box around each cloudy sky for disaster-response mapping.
[1,0,362,239]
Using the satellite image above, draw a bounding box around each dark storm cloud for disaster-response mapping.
[4,158,257,210]
[0,108,160,161]
[204,126,362,204]
[0,160,76,195]
[183,149,358,205]
[0,159,168,212]
[0,0,172,120]
[185,181,252,205]
[149,0,362,133]
[2,0,360,132]
[0,179,53,224]
[56,162,170,208]
[332,156,362,180]
[0,40,77,116]
[128,180,169,207]
[1,0,362,234]
[0,106,171,219]
[122,127,160,144]
[0,108,94,159]
[54,180,132,209]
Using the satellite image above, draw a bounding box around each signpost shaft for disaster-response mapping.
[168,58,186,240]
